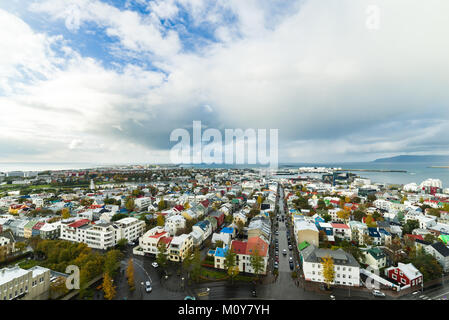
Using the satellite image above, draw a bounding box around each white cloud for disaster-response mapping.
[1,0,449,164]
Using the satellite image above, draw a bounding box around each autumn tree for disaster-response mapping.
[126,258,135,291]
[321,255,335,289]
[125,197,135,212]
[102,273,116,300]
[157,214,165,227]
[337,210,350,221]
[158,197,167,211]
[61,208,71,219]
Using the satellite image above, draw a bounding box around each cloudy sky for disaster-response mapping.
[1,0,449,165]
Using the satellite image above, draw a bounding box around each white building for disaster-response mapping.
[301,244,360,287]
[164,215,186,236]
[0,265,50,300]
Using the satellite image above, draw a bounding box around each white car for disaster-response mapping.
[372,290,385,297]
[152,262,159,268]
[145,281,152,293]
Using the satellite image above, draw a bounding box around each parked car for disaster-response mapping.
[274,262,279,269]
[289,256,293,262]
[288,245,293,250]
[145,281,152,293]
[289,261,294,270]
[372,290,385,297]
[252,289,257,297]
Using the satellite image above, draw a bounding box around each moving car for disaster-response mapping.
[372,290,385,297]
[152,262,159,268]
[282,249,287,256]
[145,281,152,293]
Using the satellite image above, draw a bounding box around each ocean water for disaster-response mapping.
[1,161,449,188]
[280,162,449,188]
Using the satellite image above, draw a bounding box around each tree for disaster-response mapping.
[427,208,441,217]
[257,195,263,208]
[15,241,27,253]
[424,233,437,243]
[111,213,128,222]
[236,220,245,238]
[157,214,165,227]
[367,194,377,203]
[116,238,128,250]
[125,197,135,212]
[365,215,377,228]
[362,234,373,246]
[353,210,366,222]
[337,210,350,221]
[224,248,238,284]
[158,198,167,211]
[321,255,335,289]
[322,214,331,222]
[156,241,168,268]
[250,249,264,281]
[104,249,123,277]
[403,219,420,234]
[190,248,202,282]
[61,208,71,219]
[126,258,135,291]
[102,273,116,300]
[317,199,327,210]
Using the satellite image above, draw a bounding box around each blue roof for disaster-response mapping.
[221,227,234,234]
[215,246,228,258]
[379,228,391,236]
[368,227,380,237]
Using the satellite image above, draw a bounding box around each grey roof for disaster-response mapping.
[431,242,449,257]
[0,229,15,242]
[302,244,360,267]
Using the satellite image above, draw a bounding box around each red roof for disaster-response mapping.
[406,234,424,241]
[159,236,173,246]
[200,200,210,208]
[149,231,167,239]
[32,222,45,230]
[231,240,247,254]
[68,219,90,228]
[174,205,185,212]
[331,223,350,229]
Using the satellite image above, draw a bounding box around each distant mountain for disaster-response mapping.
[373,155,449,163]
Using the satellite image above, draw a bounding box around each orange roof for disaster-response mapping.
[246,237,268,256]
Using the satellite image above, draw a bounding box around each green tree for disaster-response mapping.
[103,249,123,277]
[224,248,238,284]
[156,241,168,268]
[403,219,420,234]
[190,248,202,282]
[250,249,264,281]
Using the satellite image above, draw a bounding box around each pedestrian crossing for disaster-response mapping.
[419,294,432,300]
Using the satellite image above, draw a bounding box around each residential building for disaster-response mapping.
[0,266,50,300]
[301,244,360,287]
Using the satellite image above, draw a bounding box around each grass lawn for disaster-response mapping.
[18,259,40,269]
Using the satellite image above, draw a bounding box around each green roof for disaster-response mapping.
[298,241,310,251]
[439,235,449,244]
